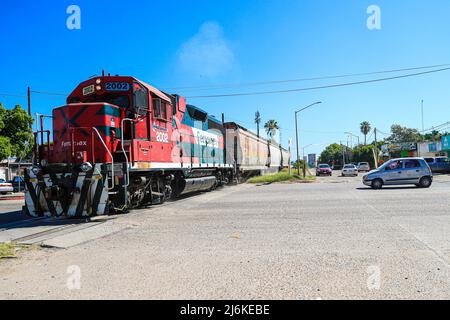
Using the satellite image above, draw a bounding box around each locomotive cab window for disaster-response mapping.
[133,83,149,115]
[152,98,170,121]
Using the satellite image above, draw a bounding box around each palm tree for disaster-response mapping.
[360,121,372,145]
[264,120,279,141]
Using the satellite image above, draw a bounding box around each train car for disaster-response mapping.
[224,122,289,177]
[24,75,233,218]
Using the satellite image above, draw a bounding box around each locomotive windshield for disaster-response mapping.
[69,94,130,109]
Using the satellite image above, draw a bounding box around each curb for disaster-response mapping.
[0,196,25,201]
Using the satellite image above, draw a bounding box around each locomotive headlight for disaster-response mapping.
[31,166,41,175]
[80,162,93,172]
[96,85,102,91]
[96,78,102,84]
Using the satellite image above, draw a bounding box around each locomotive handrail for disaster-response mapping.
[121,118,134,188]
[33,130,51,165]
[69,127,115,191]
[91,127,115,191]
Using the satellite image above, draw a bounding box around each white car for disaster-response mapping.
[0,180,14,195]
[357,162,370,172]
[342,164,359,177]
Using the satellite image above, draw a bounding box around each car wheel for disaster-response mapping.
[371,179,383,189]
[419,176,432,188]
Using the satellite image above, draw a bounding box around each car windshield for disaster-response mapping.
[344,165,354,169]
[319,165,329,169]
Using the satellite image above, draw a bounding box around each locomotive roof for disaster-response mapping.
[68,76,172,103]
[135,78,172,102]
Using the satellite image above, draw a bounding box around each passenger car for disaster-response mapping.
[423,157,450,174]
[0,179,14,195]
[316,164,332,176]
[342,164,358,176]
[362,157,432,189]
[357,162,370,172]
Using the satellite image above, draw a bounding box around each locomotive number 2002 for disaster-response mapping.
[156,132,169,143]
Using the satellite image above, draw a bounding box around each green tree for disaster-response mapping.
[360,121,371,145]
[386,124,423,144]
[0,104,34,159]
[264,120,279,140]
[352,144,378,168]
[319,143,344,165]
[0,136,12,160]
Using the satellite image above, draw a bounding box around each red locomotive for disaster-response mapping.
[24,74,289,218]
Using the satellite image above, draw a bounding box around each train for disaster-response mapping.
[23,75,290,218]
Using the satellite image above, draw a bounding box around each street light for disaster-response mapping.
[295,101,322,176]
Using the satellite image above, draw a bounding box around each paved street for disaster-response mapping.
[1,175,450,299]
[0,199,28,225]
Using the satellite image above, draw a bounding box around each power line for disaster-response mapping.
[186,67,450,99]
[0,92,28,99]
[31,90,67,97]
[163,63,450,91]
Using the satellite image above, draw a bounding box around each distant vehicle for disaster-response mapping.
[316,164,332,176]
[423,157,450,174]
[0,180,14,195]
[363,157,432,189]
[357,162,370,172]
[342,164,358,177]
[11,176,26,193]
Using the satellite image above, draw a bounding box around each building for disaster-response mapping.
[0,157,31,181]
[308,153,317,168]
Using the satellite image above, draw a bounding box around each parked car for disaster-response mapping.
[357,162,370,172]
[362,157,432,189]
[0,179,14,195]
[316,164,332,176]
[342,164,358,177]
[11,176,26,193]
[423,156,450,174]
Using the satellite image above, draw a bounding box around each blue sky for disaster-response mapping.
[1,0,450,157]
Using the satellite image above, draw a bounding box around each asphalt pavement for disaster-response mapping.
[1,174,450,299]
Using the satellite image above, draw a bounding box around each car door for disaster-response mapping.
[436,157,450,173]
[403,159,422,184]
[424,158,436,172]
[383,160,405,184]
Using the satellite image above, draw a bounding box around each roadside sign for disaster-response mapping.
[442,136,450,151]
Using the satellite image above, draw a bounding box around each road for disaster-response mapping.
[0,199,28,225]
[1,174,450,299]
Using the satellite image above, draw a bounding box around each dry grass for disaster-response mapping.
[248,171,316,184]
[0,242,28,259]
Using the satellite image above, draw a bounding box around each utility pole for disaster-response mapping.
[421,100,424,135]
[374,128,379,168]
[340,141,345,166]
[295,111,300,175]
[255,111,261,138]
[294,101,322,176]
[27,87,32,130]
[288,139,292,175]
